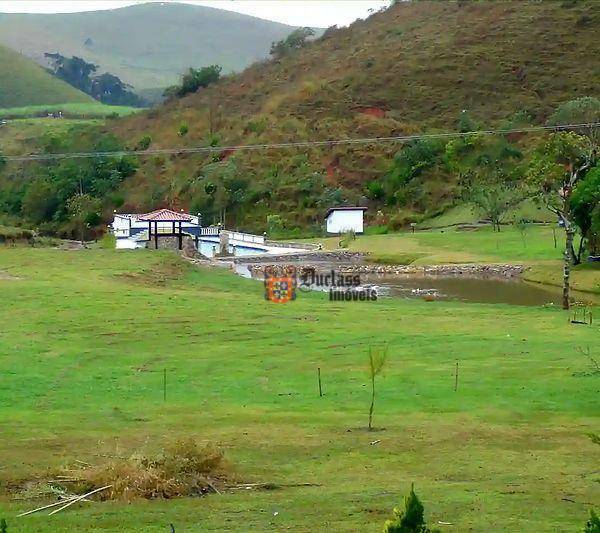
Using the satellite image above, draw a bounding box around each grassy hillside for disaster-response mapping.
[0,2,298,90]
[0,248,598,531]
[104,0,599,230]
[1,1,598,235]
[0,44,93,108]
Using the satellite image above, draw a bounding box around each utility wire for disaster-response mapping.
[3,122,599,163]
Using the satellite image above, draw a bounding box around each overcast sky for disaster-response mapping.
[0,1,392,26]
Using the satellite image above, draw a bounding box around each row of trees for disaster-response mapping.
[379,97,599,309]
[45,53,146,107]
[0,132,137,239]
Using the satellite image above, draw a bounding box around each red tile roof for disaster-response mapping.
[138,209,194,222]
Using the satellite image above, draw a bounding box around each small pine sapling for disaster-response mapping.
[383,484,440,533]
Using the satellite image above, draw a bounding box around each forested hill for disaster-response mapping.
[0,44,93,108]
[1,0,599,237]
[107,0,598,230]
[0,2,298,91]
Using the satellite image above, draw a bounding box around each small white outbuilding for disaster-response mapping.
[325,207,367,234]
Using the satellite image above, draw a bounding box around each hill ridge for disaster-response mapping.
[0,2,301,90]
[0,44,93,108]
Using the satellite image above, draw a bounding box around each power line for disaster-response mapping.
[3,122,599,163]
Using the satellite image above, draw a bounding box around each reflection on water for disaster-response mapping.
[236,263,594,307]
[363,274,561,306]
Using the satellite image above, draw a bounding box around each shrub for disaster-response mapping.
[584,510,600,533]
[366,180,386,200]
[178,123,189,137]
[270,28,315,59]
[383,485,440,533]
[267,214,284,235]
[338,229,356,248]
[100,233,116,249]
[137,135,152,150]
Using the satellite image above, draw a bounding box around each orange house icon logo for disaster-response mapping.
[264,266,297,303]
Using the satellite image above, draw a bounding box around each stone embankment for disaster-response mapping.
[338,263,525,278]
[247,261,525,279]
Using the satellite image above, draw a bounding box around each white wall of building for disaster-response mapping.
[326,209,365,234]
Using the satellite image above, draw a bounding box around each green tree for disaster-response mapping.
[21,180,60,224]
[527,132,597,309]
[165,65,222,99]
[548,96,600,145]
[387,139,444,203]
[470,183,523,231]
[383,485,440,533]
[270,27,315,59]
[66,193,101,244]
[571,166,600,257]
[195,160,244,226]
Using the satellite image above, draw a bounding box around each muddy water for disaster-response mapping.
[361,273,562,306]
[235,262,597,307]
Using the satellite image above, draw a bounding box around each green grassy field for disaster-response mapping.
[418,200,555,230]
[0,103,141,120]
[0,247,598,531]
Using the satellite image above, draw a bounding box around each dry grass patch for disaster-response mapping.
[11,439,231,506]
[64,439,229,501]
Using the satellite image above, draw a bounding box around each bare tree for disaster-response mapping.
[367,345,388,431]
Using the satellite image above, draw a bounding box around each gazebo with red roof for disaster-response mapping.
[138,208,194,250]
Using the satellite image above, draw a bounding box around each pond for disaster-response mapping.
[359,273,562,306]
[236,262,596,307]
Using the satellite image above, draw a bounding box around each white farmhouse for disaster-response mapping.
[325,207,367,234]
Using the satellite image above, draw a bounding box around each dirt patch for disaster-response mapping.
[116,256,190,286]
[0,270,20,280]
